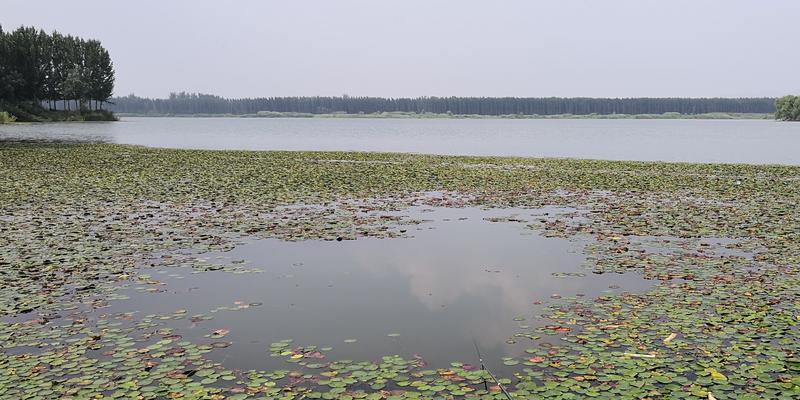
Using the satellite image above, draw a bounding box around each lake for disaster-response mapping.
[1,117,799,164]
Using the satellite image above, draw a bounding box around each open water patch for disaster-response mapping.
[97,206,653,372]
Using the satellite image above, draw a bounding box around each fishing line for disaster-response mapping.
[471,337,513,400]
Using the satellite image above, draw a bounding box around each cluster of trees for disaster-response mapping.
[775,95,800,121]
[0,25,114,111]
[110,93,777,116]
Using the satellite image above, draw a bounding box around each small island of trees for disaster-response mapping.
[0,25,116,122]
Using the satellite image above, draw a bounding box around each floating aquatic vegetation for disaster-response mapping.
[1,143,798,398]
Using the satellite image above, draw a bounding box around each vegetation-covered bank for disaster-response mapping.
[116,111,774,120]
[0,101,117,123]
[111,93,777,117]
[0,111,15,124]
[1,144,798,399]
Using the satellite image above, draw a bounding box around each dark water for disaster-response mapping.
[1,117,799,164]
[102,207,651,372]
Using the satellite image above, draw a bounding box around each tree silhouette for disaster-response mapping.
[0,25,115,111]
[111,93,776,116]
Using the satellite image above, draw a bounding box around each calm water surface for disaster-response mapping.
[98,207,651,372]
[1,117,799,164]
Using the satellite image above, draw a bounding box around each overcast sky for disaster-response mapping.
[4,0,799,98]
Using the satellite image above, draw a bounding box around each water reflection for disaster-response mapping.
[104,207,651,372]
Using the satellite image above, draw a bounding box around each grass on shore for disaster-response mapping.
[0,111,16,124]
[0,101,117,123]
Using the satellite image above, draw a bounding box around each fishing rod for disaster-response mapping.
[472,338,513,400]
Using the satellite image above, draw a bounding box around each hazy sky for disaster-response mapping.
[4,0,799,98]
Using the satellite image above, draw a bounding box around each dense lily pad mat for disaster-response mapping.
[0,143,798,399]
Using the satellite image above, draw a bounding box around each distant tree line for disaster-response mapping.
[110,93,776,116]
[775,95,800,121]
[0,25,114,111]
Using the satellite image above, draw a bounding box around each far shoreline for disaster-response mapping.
[114,111,774,120]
